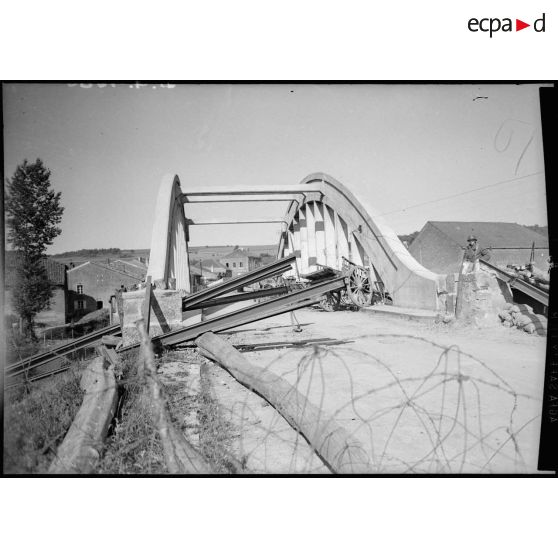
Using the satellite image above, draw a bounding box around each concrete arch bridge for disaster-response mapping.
[146,172,446,312]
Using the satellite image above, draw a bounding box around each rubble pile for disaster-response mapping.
[498,303,547,335]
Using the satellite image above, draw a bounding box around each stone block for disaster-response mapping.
[446,293,456,314]
[456,271,506,327]
[121,288,183,346]
[446,273,458,294]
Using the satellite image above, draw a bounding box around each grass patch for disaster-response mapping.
[96,347,164,474]
[3,366,84,474]
[197,367,245,474]
[96,379,167,474]
[96,348,242,474]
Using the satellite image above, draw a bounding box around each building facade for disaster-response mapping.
[409,221,549,274]
[67,261,144,320]
[219,248,261,277]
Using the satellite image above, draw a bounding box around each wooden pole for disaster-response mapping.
[455,250,466,319]
[196,332,372,474]
[142,275,152,332]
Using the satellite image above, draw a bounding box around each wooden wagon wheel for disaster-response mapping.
[319,290,342,312]
[346,266,373,307]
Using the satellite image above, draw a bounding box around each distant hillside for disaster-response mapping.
[51,245,277,265]
[524,225,548,238]
[189,244,276,257]
[53,248,149,259]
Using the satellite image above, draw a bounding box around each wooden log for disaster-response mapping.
[142,276,153,332]
[196,332,372,474]
[97,345,119,368]
[49,357,119,474]
[101,334,122,347]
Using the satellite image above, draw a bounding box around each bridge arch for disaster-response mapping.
[147,173,445,311]
[278,173,444,310]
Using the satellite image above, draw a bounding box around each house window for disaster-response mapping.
[77,284,83,295]
[233,262,236,268]
[239,261,243,267]
[75,300,84,310]
[226,262,229,268]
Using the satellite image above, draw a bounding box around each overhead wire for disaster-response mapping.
[377,171,544,217]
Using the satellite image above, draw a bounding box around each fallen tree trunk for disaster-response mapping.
[196,332,372,474]
[49,357,118,474]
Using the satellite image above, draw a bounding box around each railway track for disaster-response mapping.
[5,324,121,380]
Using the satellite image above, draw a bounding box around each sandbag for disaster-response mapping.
[523,323,536,334]
[498,311,512,322]
[515,315,532,327]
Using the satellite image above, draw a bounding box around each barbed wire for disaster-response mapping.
[4,318,542,475]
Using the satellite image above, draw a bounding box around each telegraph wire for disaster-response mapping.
[378,171,544,217]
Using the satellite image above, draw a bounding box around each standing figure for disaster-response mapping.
[462,235,491,274]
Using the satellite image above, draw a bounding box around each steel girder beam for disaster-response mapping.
[6,324,121,377]
[121,276,346,352]
[186,286,289,310]
[182,254,296,311]
[481,259,549,307]
[6,364,72,388]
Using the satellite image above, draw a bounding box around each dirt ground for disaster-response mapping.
[211,306,547,474]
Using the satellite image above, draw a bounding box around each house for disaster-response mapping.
[4,252,69,326]
[201,258,227,275]
[219,248,261,277]
[67,261,143,320]
[189,263,219,292]
[409,221,549,274]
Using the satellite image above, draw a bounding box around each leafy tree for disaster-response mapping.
[5,159,64,337]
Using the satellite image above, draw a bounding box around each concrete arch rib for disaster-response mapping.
[281,173,444,311]
[146,172,443,310]
[147,174,191,291]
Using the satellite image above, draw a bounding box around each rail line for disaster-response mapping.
[5,324,120,377]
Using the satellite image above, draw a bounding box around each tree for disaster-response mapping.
[5,159,64,337]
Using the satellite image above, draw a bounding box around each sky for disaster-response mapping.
[3,82,550,255]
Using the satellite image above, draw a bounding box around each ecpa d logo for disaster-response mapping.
[468,13,546,37]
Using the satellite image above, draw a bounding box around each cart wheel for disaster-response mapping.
[347,266,373,307]
[319,291,341,312]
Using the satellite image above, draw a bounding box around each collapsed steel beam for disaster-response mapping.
[6,364,72,388]
[182,254,296,311]
[121,276,346,352]
[6,324,121,377]
[481,259,549,307]
[186,286,289,310]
